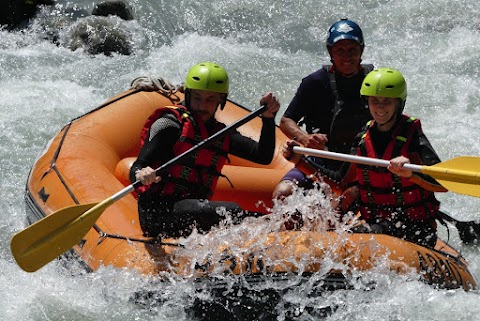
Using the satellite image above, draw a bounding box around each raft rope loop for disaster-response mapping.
[130,76,183,103]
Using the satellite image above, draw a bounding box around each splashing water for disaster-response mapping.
[3,0,480,320]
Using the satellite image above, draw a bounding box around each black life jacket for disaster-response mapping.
[301,64,373,155]
[323,64,374,154]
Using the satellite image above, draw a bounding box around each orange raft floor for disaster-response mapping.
[24,86,477,291]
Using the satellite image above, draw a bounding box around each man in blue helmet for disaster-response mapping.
[273,18,374,209]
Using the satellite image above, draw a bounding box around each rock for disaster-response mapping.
[92,0,133,21]
[2,0,135,56]
[65,0,135,55]
[67,15,132,56]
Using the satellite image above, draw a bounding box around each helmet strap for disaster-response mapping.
[220,94,228,110]
[184,88,191,110]
[399,100,406,114]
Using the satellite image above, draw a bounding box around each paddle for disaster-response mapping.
[292,147,480,244]
[292,147,480,198]
[11,104,268,273]
[437,210,480,245]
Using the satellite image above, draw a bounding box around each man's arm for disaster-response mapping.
[279,116,308,140]
[129,115,181,183]
[229,117,276,165]
[280,72,331,150]
[280,116,328,150]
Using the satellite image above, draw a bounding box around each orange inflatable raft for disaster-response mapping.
[24,81,477,295]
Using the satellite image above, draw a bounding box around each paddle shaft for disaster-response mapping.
[293,147,480,185]
[293,146,422,172]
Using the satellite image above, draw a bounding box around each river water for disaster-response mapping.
[2,0,480,320]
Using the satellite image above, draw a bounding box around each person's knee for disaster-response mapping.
[273,180,297,200]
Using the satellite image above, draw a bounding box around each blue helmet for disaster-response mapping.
[326,18,364,47]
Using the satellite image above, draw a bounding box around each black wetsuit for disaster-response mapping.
[281,65,373,186]
[130,112,276,238]
[284,66,372,154]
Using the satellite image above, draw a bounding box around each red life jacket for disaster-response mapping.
[356,115,439,222]
[137,105,230,199]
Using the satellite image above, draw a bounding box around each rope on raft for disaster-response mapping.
[130,76,182,95]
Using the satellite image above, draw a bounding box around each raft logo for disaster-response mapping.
[417,251,468,289]
[195,248,266,275]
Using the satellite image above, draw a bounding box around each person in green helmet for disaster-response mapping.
[130,62,280,238]
[283,68,447,247]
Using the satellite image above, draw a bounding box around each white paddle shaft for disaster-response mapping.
[293,146,423,173]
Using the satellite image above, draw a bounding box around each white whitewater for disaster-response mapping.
[2,0,480,320]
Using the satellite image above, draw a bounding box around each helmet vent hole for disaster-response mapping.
[185,62,229,94]
[386,85,394,89]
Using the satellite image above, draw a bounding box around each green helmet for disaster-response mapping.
[185,62,229,94]
[360,68,407,101]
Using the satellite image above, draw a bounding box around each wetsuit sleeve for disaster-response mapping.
[229,117,276,165]
[412,127,442,166]
[304,123,368,191]
[303,130,362,189]
[283,77,315,122]
[282,70,332,135]
[304,157,351,184]
[129,115,181,183]
[408,123,447,192]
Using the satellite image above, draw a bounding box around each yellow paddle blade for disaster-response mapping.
[435,179,480,198]
[424,157,480,197]
[11,201,111,272]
